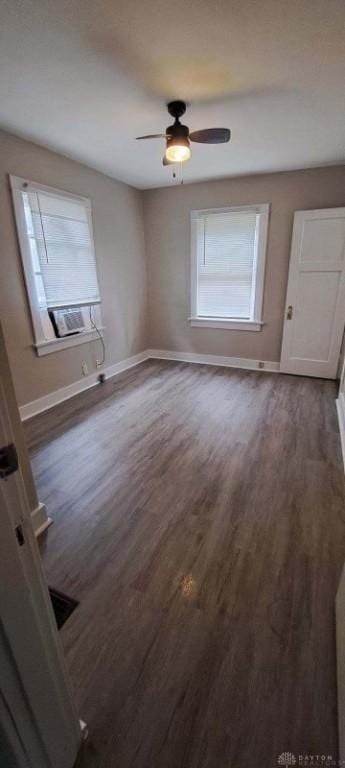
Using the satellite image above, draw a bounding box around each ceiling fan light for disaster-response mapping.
[166,139,191,163]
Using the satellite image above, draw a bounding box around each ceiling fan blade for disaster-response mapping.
[189,128,231,144]
[136,134,168,140]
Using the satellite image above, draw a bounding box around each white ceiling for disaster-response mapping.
[1,0,345,189]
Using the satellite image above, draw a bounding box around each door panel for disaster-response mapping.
[292,272,341,360]
[280,207,345,378]
[300,217,345,264]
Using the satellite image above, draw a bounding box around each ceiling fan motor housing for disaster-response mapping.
[166,121,190,148]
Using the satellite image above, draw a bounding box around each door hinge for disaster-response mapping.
[0,443,19,480]
[287,305,293,320]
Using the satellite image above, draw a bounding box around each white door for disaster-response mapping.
[0,322,81,768]
[280,207,345,378]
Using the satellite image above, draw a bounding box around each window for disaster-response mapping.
[190,204,269,331]
[10,176,103,355]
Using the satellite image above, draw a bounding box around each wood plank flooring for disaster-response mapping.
[24,360,345,768]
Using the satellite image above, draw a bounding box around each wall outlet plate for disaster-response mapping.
[82,363,88,376]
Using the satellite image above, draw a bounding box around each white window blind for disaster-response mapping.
[196,209,258,319]
[23,188,100,309]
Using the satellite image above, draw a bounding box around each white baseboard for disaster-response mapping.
[147,348,280,373]
[19,348,281,422]
[19,350,150,421]
[31,502,53,537]
[336,394,345,473]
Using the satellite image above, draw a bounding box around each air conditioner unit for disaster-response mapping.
[49,308,86,337]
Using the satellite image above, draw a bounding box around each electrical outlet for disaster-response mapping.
[82,362,88,376]
[258,361,264,369]
[96,360,102,369]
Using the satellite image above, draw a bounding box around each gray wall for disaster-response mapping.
[0,130,148,406]
[144,166,345,362]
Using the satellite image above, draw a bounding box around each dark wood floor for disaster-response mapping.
[25,360,345,768]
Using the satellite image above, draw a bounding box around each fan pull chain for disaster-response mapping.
[172,162,184,184]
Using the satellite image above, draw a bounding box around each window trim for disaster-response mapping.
[188,317,264,331]
[10,175,102,356]
[34,327,105,356]
[190,203,270,331]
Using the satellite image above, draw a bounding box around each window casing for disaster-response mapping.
[190,204,269,331]
[10,176,103,355]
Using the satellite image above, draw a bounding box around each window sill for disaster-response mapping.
[34,327,105,356]
[189,317,264,331]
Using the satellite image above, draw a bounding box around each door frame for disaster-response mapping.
[0,320,81,768]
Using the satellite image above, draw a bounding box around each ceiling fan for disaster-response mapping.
[136,101,231,165]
